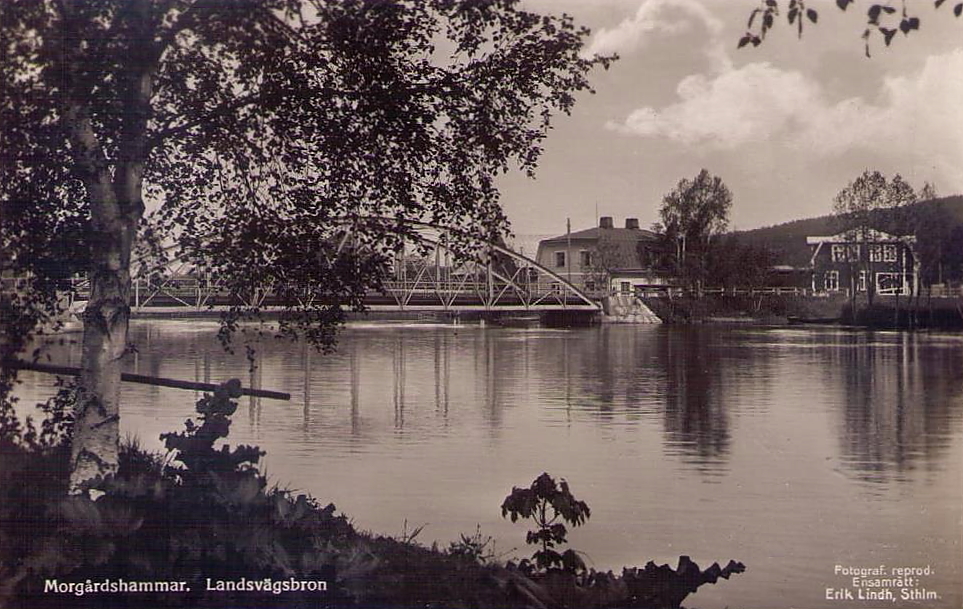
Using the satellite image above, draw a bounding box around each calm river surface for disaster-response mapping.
[15,320,963,609]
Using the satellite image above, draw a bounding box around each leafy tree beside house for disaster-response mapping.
[658,169,733,293]
[919,181,939,202]
[908,188,963,290]
[0,0,612,495]
[583,231,638,295]
[831,170,918,312]
[705,236,775,290]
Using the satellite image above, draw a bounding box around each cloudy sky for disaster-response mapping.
[499,0,963,248]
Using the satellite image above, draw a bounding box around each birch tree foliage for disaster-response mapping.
[740,0,961,56]
[0,0,612,493]
[832,170,918,237]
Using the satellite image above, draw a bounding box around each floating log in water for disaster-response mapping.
[1,358,290,401]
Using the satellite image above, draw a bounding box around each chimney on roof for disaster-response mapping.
[625,218,640,230]
[599,216,614,229]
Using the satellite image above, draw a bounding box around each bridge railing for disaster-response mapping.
[61,273,600,311]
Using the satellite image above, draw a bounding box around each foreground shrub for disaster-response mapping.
[501,472,590,575]
[501,472,746,609]
[1,381,354,608]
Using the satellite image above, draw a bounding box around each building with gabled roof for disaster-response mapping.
[534,216,672,296]
[807,229,918,296]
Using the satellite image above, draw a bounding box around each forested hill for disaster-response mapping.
[731,196,963,268]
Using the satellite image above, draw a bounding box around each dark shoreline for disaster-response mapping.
[641,293,963,331]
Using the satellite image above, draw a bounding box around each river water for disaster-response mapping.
[14,320,963,609]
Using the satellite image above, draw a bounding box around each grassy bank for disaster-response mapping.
[641,293,842,325]
[1,381,745,609]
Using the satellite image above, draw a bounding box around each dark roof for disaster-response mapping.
[541,226,658,244]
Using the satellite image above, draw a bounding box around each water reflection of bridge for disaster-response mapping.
[63,218,601,316]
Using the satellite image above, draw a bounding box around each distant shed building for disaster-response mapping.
[767,265,812,289]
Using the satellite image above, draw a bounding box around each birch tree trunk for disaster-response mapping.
[63,1,152,494]
[70,241,133,492]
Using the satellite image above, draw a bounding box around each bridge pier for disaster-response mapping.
[539,310,601,327]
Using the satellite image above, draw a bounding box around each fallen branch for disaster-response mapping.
[1,358,290,400]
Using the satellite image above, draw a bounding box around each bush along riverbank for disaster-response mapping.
[0,381,745,609]
[641,293,833,325]
[642,293,963,330]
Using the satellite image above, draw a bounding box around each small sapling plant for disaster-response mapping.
[447,525,497,564]
[501,472,590,575]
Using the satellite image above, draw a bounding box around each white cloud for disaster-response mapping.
[608,63,820,147]
[608,49,963,192]
[587,0,724,56]
[858,52,963,186]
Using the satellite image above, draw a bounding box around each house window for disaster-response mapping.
[824,270,839,292]
[876,272,904,295]
[883,245,897,262]
[620,281,631,294]
[858,271,867,292]
[579,250,592,267]
[869,245,883,262]
[847,245,860,261]
[550,282,561,294]
[554,251,566,268]
[831,245,846,262]
[584,281,596,292]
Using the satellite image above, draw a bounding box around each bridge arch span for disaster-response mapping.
[67,216,601,314]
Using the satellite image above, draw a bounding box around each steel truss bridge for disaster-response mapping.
[64,218,601,315]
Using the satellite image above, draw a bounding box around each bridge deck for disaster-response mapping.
[63,284,601,313]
